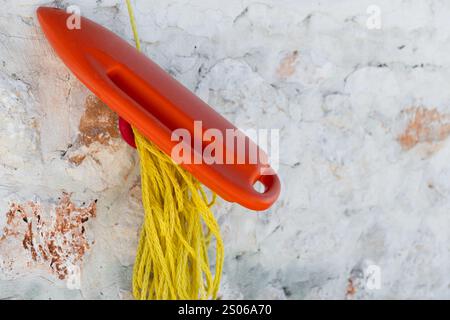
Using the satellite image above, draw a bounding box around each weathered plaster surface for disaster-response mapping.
[0,0,449,299]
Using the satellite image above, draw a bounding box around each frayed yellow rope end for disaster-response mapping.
[132,130,224,300]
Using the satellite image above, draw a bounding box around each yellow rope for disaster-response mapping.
[125,0,224,300]
[125,0,141,51]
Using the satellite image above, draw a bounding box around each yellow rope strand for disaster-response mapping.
[125,0,224,300]
[125,0,141,51]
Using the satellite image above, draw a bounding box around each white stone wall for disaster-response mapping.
[0,0,449,299]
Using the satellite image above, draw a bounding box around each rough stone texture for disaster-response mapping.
[0,0,449,299]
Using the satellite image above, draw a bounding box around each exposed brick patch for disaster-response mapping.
[67,95,120,166]
[1,192,97,280]
[276,50,299,79]
[398,107,450,150]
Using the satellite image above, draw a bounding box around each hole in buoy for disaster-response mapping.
[253,180,265,194]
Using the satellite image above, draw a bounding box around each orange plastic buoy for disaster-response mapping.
[37,7,280,210]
